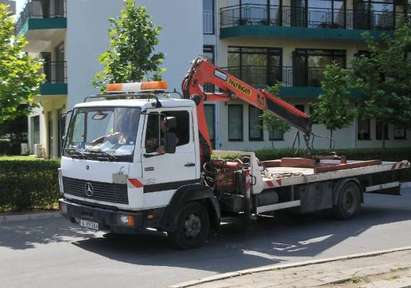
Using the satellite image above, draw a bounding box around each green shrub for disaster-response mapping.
[0,160,60,212]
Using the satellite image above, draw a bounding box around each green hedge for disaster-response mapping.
[0,160,60,212]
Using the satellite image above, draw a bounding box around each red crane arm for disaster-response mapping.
[182,57,312,163]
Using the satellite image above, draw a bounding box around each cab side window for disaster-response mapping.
[144,110,190,153]
[145,113,160,153]
[163,111,190,147]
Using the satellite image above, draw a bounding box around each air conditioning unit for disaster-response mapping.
[21,143,29,155]
[34,144,43,158]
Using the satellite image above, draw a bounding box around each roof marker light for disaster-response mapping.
[106,81,168,93]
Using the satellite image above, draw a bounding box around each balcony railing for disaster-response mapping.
[220,4,406,31]
[43,61,67,84]
[203,10,215,34]
[16,0,66,33]
[221,65,330,88]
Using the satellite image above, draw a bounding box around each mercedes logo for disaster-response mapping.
[84,182,94,197]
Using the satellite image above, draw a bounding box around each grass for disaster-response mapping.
[0,155,42,161]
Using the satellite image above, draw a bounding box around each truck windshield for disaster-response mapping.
[64,107,140,162]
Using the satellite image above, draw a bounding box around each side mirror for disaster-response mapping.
[165,132,177,154]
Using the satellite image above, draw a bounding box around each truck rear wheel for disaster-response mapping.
[168,202,210,249]
[334,181,361,220]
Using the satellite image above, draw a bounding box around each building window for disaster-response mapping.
[203,45,215,93]
[358,119,371,140]
[269,128,285,141]
[291,0,346,28]
[228,46,282,88]
[249,105,263,141]
[376,121,389,140]
[203,45,215,63]
[295,104,305,112]
[228,105,243,141]
[203,0,214,34]
[205,104,216,148]
[293,49,346,87]
[394,127,407,140]
[353,0,395,30]
[31,116,40,145]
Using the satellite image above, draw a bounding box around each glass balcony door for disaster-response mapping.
[228,46,282,87]
[354,0,395,30]
[293,49,346,86]
[291,0,346,28]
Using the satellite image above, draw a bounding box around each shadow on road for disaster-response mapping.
[0,191,410,274]
[72,192,411,273]
[0,218,97,250]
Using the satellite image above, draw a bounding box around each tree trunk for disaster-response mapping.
[382,122,386,150]
[329,129,333,150]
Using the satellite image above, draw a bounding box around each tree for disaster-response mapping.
[352,24,411,148]
[312,63,356,149]
[94,0,165,91]
[0,4,44,124]
[261,83,291,148]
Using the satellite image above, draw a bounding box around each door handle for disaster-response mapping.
[144,167,155,171]
[184,163,196,167]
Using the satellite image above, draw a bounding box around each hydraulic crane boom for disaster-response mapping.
[182,57,312,163]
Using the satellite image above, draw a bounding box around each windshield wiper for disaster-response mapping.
[84,150,118,161]
[65,148,87,159]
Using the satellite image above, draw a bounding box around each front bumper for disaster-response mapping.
[59,198,164,234]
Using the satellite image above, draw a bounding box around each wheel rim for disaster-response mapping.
[342,189,355,214]
[184,213,202,239]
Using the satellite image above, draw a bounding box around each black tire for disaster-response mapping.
[168,202,210,249]
[334,181,361,220]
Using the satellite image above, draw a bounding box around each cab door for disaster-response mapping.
[141,108,199,208]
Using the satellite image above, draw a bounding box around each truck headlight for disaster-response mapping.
[118,215,135,227]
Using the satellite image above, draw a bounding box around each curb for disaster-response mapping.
[171,246,411,288]
[0,211,61,224]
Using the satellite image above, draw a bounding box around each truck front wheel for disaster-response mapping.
[334,181,361,220]
[168,202,210,249]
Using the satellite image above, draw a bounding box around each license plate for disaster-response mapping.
[79,219,99,230]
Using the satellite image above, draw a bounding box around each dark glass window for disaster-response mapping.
[291,0,346,28]
[203,0,214,34]
[293,49,346,86]
[145,111,190,153]
[295,104,305,112]
[249,106,264,141]
[358,119,371,140]
[205,104,216,148]
[228,105,243,141]
[228,46,282,88]
[394,127,407,140]
[376,121,389,140]
[203,45,215,92]
[354,0,395,30]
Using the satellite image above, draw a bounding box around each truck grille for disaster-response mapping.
[63,177,129,204]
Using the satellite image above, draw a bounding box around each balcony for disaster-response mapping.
[16,0,66,35]
[220,4,407,41]
[40,61,67,95]
[222,65,329,99]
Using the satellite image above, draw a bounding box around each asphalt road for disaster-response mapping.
[1,189,411,288]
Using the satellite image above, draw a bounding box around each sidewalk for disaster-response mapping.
[175,248,411,288]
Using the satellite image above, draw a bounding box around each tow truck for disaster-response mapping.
[59,57,410,249]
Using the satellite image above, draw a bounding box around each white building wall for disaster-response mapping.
[67,0,203,109]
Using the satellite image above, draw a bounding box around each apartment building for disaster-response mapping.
[16,0,410,158]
